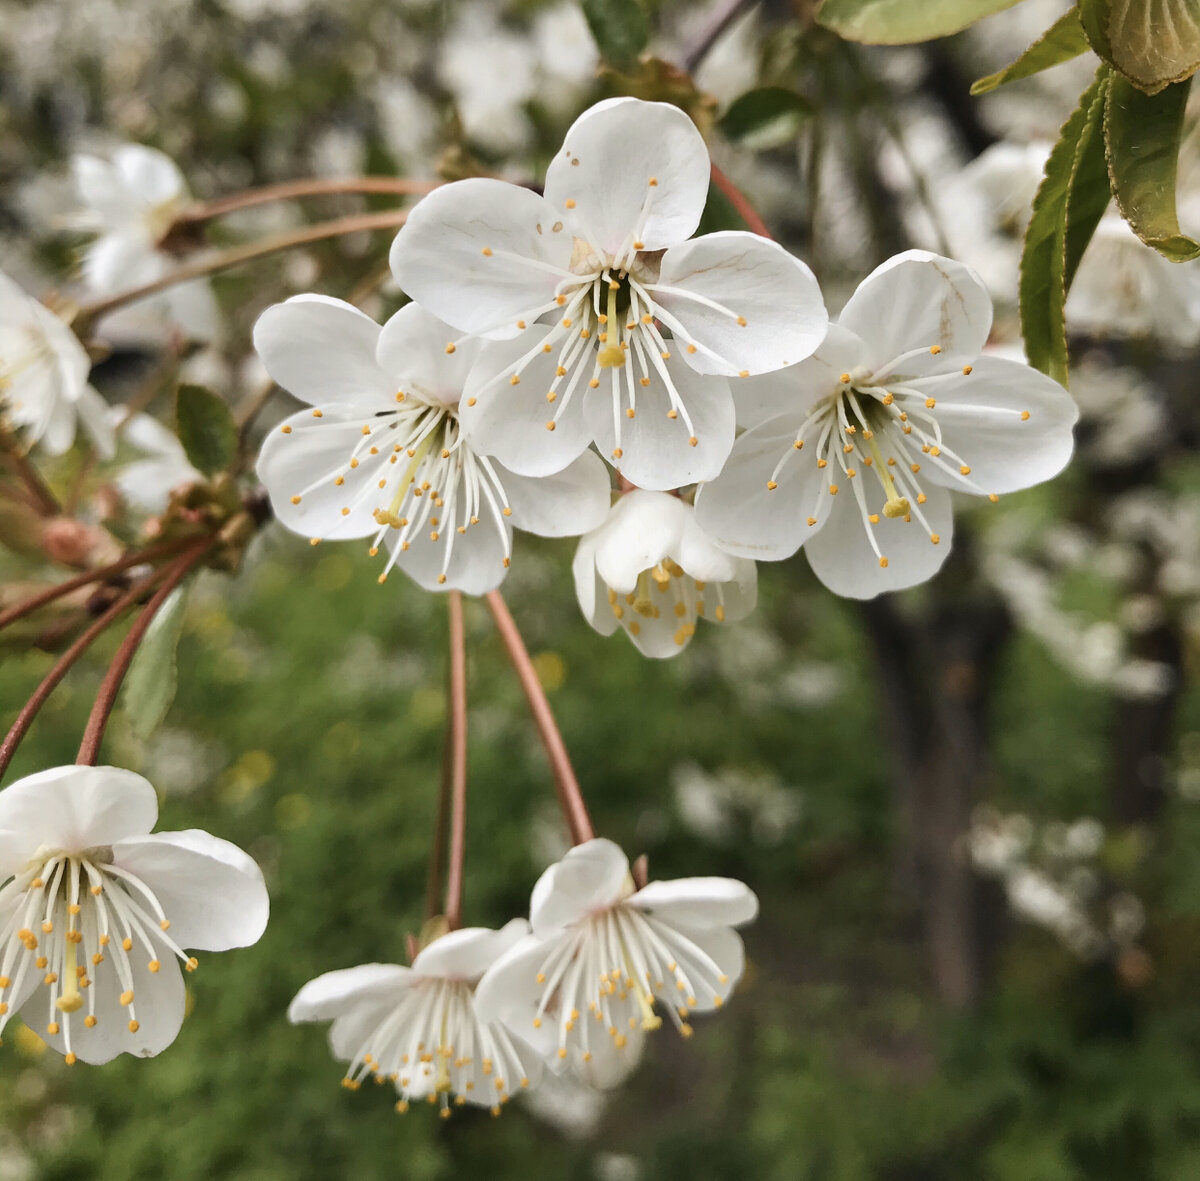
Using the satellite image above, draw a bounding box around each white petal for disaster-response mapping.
[676,507,745,584]
[650,921,744,1013]
[256,408,384,541]
[732,323,865,430]
[113,144,187,208]
[82,232,158,294]
[499,451,611,538]
[804,479,954,599]
[71,155,133,226]
[592,491,686,593]
[288,963,414,1023]
[390,179,571,339]
[629,877,758,927]
[460,335,592,477]
[111,829,268,951]
[384,488,513,595]
[585,357,734,491]
[37,951,186,1063]
[693,414,833,560]
[569,1011,646,1089]
[76,385,117,460]
[838,250,993,379]
[411,919,531,983]
[652,232,827,376]
[0,766,157,877]
[914,357,1078,495]
[162,278,223,344]
[543,97,711,257]
[529,838,631,934]
[572,534,620,637]
[375,302,483,403]
[473,932,563,1058]
[252,295,393,408]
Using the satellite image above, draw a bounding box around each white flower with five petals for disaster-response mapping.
[0,270,114,458]
[695,250,1079,599]
[573,490,757,658]
[390,97,827,491]
[71,144,221,344]
[474,839,757,1089]
[0,765,268,1064]
[254,297,612,594]
[288,920,543,1117]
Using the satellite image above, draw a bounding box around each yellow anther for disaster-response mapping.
[47,1022,59,1035]
[766,480,778,490]
[128,1020,140,1033]
[481,247,493,256]
[566,199,576,209]
[1020,410,1030,420]
[930,344,942,354]
[85,1015,97,1028]
[290,495,301,505]
[879,557,889,568]
[281,425,292,434]
[736,315,747,327]
[925,397,936,408]
[828,484,839,495]
[120,990,134,1006]
[962,365,973,375]
[688,436,698,447]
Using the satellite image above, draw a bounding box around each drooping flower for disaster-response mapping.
[0,765,268,1064]
[289,921,542,1117]
[474,839,757,1089]
[0,269,114,458]
[390,97,827,491]
[695,249,1079,599]
[71,144,220,344]
[254,296,611,594]
[573,490,757,658]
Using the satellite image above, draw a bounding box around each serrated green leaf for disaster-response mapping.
[1019,67,1112,385]
[1105,74,1200,259]
[815,0,1022,44]
[971,9,1091,94]
[581,0,649,72]
[718,87,814,150]
[124,584,189,740]
[1081,0,1200,93]
[176,384,236,477]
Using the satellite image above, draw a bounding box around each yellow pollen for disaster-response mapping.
[688,436,698,447]
[962,365,973,375]
[829,484,838,495]
[518,320,526,329]
[879,557,889,568]
[1020,410,1030,420]
[930,345,942,354]
[445,342,456,354]
[960,465,971,475]
[481,247,492,256]
[736,316,747,327]
[738,369,749,378]
[281,425,292,434]
[687,344,696,354]
[930,534,941,544]
[613,447,624,459]
[312,409,323,418]
[566,199,576,209]
[510,374,521,385]
[361,425,371,436]
[925,398,936,408]
[839,373,850,384]
[989,493,1000,503]
[47,1022,59,1035]
[649,177,658,186]
[290,495,301,505]
[545,421,556,431]
[120,990,134,1006]
[85,1015,97,1027]
[128,1020,140,1033]
[766,480,777,491]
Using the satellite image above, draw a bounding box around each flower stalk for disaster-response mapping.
[709,162,773,240]
[484,590,594,845]
[75,538,215,766]
[0,425,62,516]
[443,590,469,930]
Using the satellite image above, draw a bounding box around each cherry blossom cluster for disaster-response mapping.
[254,97,1079,647]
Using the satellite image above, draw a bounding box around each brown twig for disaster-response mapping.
[710,162,773,240]
[172,177,436,226]
[443,591,470,929]
[0,426,61,517]
[0,564,175,781]
[75,209,412,329]
[682,0,759,73]
[75,539,213,766]
[485,590,594,845]
[0,538,192,633]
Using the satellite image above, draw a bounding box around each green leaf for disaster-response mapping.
[1080,0,1200,93]
[971,9,1091,94]
[124,584,189,740]
[815,0,1022,44]
[176,384,236,477]
[1105,74,1200,259]
[718,87,814,150]
[1019,67,1113,385]
[581,0,649,72]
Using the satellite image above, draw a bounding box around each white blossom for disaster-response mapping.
[0,765,268,1064]
[390,97,827,490]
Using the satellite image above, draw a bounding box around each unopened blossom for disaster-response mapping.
[0,765,268,1064]
[0,269,114,457]
[289,921,542,1117]
[254,297,611,594]
[695,250,1079,599]
[390,97,827,491]
[573,490,756,658]
[475,839,757,1089]
[71,144,220,343]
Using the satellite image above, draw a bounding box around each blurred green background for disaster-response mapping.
[3,0,1200,1178]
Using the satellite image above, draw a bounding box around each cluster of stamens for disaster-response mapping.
[0,849,196,1062]
[461,179,752,465]
[529,904,729,1064]
[765,347,1027,568]
[339,978,531,1118]
[607,560,727,648]
[280,393,515,584]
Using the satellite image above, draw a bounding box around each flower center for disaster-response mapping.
[340,977,530,1119]
[279,391,515,585]
[0,849,196,1063]
[764,351,1029,569]
[606,560,726,647]
[528,904,731,1065]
